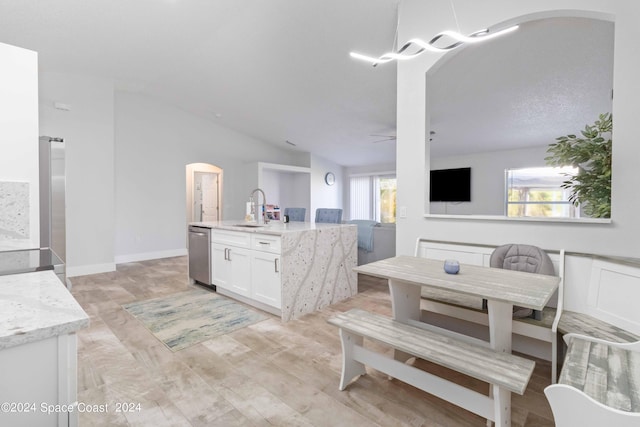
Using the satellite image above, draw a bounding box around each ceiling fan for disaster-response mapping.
[370,134,397,143]
[370,130,435,143]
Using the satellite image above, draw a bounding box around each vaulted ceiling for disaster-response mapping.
[0,3,615,167]
[0,0,399,167]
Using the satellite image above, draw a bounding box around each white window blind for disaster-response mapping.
[350,176,371,219]
[349,174,397,223]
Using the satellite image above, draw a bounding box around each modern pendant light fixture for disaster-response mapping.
[351,1,518,67]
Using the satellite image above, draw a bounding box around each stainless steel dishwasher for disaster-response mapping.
[188,225,213,288]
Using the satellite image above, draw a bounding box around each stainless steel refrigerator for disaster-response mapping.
[39,136,66,263]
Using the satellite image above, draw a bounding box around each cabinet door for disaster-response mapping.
[211,243,230,288]
[227,247,252,297]
[251,252,281,309]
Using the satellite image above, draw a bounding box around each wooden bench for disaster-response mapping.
[328,308,535,426]
[545,334,640,426]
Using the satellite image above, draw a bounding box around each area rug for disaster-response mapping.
[123,288,268,351]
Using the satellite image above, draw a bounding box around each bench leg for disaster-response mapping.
[492,385,511,427]
[338,329,366,391]
[393,349,413,363]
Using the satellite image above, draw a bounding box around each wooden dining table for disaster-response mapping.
[354,255,560,355]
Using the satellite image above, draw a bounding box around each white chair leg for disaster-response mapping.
[338,329,366,391]
[486,386,493,427]
[551,334,558,384]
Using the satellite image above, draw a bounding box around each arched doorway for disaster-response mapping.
[186,163,223,223]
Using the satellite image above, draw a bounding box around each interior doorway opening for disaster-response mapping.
[186,163,223,223]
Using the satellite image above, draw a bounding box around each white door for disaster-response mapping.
[194,172,219,222]
[201,172,219,221]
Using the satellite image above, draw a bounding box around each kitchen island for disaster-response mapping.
[189,220,357,321]
[0,270,89,427]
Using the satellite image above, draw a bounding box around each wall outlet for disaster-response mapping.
[399,206,407,218]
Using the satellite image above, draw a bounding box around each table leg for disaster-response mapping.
[388,279,421,362]
[486,300,513,427]
[388,279,421,322]
[486,300,513,353]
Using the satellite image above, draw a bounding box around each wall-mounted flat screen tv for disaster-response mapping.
[429,167,471,202]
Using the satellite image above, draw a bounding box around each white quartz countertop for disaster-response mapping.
[190,220,354,235]
[0,270,89,350]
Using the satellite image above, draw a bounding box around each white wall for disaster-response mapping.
[310,154,345,221]
[280,173,311,220]
[430,145,548,215]
[39,72,115,276]
[262,170,282,208]
[260,169,311,221]
[114,92,303,262]
[396,1,640,259]
[0,42,39,245]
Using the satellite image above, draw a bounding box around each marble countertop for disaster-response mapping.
[190,220,354,236]
[0,270,89,350]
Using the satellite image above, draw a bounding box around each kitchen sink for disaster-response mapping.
[233,223,266,228]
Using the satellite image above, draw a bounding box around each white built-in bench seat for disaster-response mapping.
[420,288,639,341]
[328,308,535,425]
[545,334,640,426]
[420,287,556,326]
[558,311,640,343]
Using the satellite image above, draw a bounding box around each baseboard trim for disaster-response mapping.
[114,248,187,264]
[66,263,116,278]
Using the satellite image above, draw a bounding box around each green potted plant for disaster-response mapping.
[545,113,612,218]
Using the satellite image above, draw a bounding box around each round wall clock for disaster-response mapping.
[324,172,336,186]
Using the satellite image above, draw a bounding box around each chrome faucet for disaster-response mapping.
[249,188,268,224]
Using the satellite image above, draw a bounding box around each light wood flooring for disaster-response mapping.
[69,256,556,426]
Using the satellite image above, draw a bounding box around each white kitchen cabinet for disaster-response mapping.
[211,230,282,310]
[251,251,281,309]
[211,242,251,297]
[226,246,251,297]
[211,243,230,289]
[250,233,281,254]
[211,229,251,294]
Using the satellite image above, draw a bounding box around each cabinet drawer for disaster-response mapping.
[211,230,251,248]
[251,234,281,254]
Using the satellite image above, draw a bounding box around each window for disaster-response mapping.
[506,167,579,218]
[349,174,397,223]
